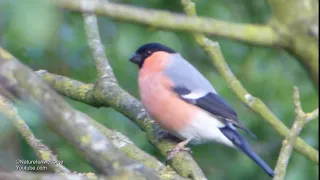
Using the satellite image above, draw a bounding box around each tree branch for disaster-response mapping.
[305,108,319,124]
[35,70,100,107]
[50,0,282,47]
[267,0,319,88]
[0,94,70,173]
[82,0,116,82]
[0,47,160,179]
[274,87,318,180]
[36,70,207,180]
[50,0,318,88]
[4,68,182,179]
[180,0,318,164]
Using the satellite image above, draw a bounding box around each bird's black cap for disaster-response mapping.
[129,43,176,68]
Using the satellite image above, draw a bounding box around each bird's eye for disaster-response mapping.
[147,51,152,54]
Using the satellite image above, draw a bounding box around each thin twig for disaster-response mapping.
[274,87,305,180]
[82,0,116,82]
[305,108,319,124]
[273,87,318,180]
[0,95,70,173]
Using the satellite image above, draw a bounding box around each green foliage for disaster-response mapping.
[0,0,318,179]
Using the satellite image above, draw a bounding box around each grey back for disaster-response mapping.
[164,53,217,94]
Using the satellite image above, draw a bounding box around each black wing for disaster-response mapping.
[196,92,238,120]
[173,86,256,138]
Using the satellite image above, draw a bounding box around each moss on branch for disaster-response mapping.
[0,47,161,179]
[51,0,282,47]
[3,70,182,179]
[37,71,206,180]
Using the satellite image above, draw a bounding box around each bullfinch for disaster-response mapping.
[129,42,274,177]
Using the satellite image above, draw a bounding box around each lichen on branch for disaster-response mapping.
[0,47,160,179]
[51,0,282,47]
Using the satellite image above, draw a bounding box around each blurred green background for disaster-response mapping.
[0,0,318,179]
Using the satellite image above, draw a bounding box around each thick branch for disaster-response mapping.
[50,0,282,47]
[267,0,317,24]
[0,47,160,179]
[181,0,318,164]
[36,71,206,180]
[35,70,100,106]
[267,0,319,88]
[0,95,70,173]
[5,69,181,179]
[83,114,183,179]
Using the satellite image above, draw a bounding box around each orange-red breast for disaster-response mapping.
[130,43,274,177]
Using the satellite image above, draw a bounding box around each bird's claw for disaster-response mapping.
[167,147,192,154]
[166,146,192,163]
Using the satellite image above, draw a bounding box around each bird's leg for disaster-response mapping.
[166,138,192,161]
[155,129,171,142]
[155,130,181,143]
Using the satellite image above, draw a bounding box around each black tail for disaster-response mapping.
[220,126,275,177]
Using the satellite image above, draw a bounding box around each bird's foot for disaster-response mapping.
[166,142,192,163]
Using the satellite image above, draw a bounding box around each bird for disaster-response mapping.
[129,42,274,177]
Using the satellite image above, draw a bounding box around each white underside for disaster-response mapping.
[175,110,235,147]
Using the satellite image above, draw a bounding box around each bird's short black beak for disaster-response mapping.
[129,53,143,66]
